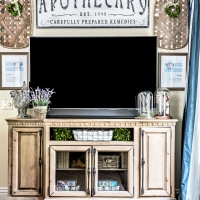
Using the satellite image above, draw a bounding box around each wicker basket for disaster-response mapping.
[0,0,32,49]
[153,0,188,50]
[72,129,113,141]
[98,155,120,169]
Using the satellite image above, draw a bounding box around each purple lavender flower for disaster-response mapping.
[30,87,55,106]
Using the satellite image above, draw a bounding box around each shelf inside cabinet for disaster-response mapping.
[50,127,134,142]
[98,169,127,171]
[49,141,134,146]
[56,168,127,171]
[56,168,85,170]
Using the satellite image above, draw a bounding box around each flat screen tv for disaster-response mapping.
[29,36,157,118]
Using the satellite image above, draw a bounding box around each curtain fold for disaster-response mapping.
[180,0,200,199]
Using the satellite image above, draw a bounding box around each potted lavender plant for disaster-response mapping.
[30,87,55,119]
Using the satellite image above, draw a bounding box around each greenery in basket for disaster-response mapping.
[113,128,131,141]
[53,128,73,141]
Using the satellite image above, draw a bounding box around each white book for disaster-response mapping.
[60,152,64,169]
[120,152,125,168]
[56,152,59,169]
[63,152,66,168]
[57,152,61,169]
[124,152,128,169]
[64,152,69,168]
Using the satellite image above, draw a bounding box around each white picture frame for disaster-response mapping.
[158,53,188,90]
[0,53,28,90]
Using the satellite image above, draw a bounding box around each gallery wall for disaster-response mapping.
[0,0,188,190]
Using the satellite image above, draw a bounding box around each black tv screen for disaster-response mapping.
[29,36,157,118]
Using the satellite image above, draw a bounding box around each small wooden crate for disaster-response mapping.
[98,155,120,169]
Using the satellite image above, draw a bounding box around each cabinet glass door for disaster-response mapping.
[92,146,133,197]
[49,146,91,197]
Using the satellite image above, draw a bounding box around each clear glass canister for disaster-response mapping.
[155,87,172,119]
[137,91,154,118]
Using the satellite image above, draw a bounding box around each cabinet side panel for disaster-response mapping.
[19,133,37,188]
[141,128,171,197]
[147,133,165,188]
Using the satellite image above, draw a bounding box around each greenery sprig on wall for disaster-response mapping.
[53,128,73,141]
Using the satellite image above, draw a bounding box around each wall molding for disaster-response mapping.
[0,187,8,200]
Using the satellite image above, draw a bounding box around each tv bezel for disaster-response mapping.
[29,36,157,119]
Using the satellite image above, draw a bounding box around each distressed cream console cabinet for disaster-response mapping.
[5,118,178,200]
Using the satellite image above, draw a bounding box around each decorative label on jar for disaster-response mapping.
[165,93,170,115]
[156,94,163,116]
[156,93,170,116]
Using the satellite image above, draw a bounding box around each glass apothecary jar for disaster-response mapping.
[136,91,154,119]
[155,87,172,119]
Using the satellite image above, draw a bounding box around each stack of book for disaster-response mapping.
[57,152,69,169]
[120,152,128,169]
[56,179,80,191]
[98,180,120,191]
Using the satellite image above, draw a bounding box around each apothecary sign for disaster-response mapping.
[37,0,149,28]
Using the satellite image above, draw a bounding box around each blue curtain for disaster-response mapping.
[180,0,200,199]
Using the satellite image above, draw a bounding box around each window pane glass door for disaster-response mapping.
[49,146,91,197]
[92,146,133,197]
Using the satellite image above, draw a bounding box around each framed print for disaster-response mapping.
[158,53,188,90]
[0,53,28,90]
